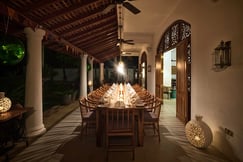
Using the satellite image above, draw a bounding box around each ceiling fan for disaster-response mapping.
[117,25,135,46]
[121,51,132,55]
[104,0,141,15]
[117,38,134,46]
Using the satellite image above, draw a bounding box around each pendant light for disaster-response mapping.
[0,16,25,65]
[116,6,125,75]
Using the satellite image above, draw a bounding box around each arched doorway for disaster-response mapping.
[156,20,191,124]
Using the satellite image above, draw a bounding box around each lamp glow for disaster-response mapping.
[185,115,213,148]
[88,80,92,86]
[117,61,125,75]
[194,136,200,141]
[0,92,12,113]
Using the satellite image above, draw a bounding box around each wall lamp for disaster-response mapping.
[212,40,231,71]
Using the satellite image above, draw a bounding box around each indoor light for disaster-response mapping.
[212,40,231,71]
[194,136,201,141]
[117,61,125,75]
[185,115,213,148]
[0,35,25,65]
[88,80,92,87]
[0,92,12,113]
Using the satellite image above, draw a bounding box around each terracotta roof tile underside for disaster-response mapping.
[0,0,119,62]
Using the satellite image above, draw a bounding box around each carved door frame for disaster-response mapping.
[156,20,191,123]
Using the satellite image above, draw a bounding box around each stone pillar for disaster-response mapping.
[88,57,94,92]
[24,27,46,137]
[80,54,88,97]
[100,63,104,85]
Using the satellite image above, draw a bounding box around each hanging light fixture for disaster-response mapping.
[116,5,125,76]
[117,59,125,74]
[0,16,25,65]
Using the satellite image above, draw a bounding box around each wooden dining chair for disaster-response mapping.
[79,98,96,135]
[84,97,98,111]
[144,97,163,142]
[143,95,156,112]
[104,108,136,161]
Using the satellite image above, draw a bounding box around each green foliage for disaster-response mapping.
[44,49,80,68]
[43,81,77,110]
[0,46,80,111]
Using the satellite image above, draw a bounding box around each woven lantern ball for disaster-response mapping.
[0,92,12,113]
[185,115,213,148]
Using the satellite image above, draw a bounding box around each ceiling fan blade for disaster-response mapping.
[119,39,135,45]
[124,41,135,45]
[124,39,134,42]
[123,39,134,45]
[123,2,141,14]
[124,41,134,45]
[122,51,132,55]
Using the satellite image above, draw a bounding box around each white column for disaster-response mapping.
[88,57,94,92]
[80,54,88,97]
[24,27,46,137]
[100,63,104,85]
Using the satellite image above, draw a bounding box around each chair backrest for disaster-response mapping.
[105,108,135,134]
[85,97,98,109]
[144,95,156,107]
[153,98,163,118]
[79,98,89,117]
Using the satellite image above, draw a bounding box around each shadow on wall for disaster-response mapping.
[214,127,241,162]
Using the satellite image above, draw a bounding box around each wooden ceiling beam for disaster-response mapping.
[80,35,117,49]
[76,29,117,46]
[93,46,119,57]
[37,0,99,23]
[0,2,94,60]
[99,52,119,62]
[72,29,117,46]
[66,21,118,42]
[86,42,118,56]
[59,14,116,37]
[20,0,62,13]
[45,5,114,30]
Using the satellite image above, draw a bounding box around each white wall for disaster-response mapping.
[152,0,243,161]
[139,46,156,94]
[146,48,156,94]
[163,50,172,87]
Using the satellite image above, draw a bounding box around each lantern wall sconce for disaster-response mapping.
[212,40,231,72]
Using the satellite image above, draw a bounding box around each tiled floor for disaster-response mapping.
[3,99,231,162]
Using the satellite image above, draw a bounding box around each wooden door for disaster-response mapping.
[155,54,162,99]
[176,38,190,123]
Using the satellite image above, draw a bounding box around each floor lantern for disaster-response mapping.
[185,115,213,148]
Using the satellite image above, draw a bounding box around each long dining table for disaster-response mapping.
[94,83,145,147]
